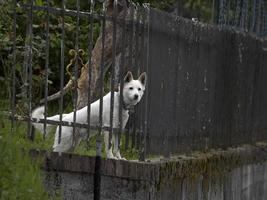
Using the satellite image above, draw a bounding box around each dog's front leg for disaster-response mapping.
[103,131,116,159]
[113,132,125,160]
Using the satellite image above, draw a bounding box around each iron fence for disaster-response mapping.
[8,0,149,155]
[7,1,149,198]
[2,0,267,198]
[172,0,267,37]
[4,0,267,162]
[3,0,267,161]
[216,0,267,37]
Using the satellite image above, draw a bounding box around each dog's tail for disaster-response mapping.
[32,106,59,135]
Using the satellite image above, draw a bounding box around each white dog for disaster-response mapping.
[32,71,146,159]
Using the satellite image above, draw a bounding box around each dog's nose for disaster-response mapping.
[134,94,139,100]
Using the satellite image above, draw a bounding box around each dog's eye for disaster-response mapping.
[138,88,141,91]
[129,87,133,90]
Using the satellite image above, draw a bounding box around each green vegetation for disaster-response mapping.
[0,100,139,199]
[0,122,50,199]
[0,99,55,199]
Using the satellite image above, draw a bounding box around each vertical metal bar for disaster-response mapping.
[97,1,106,158]
[176,0,181,16]
[71,0,80,149]
[135,8,143,151]
[240,0,244,29]
[263,7,267,36]
[234,0,241,27]
[225,0,231,25]
[139,3,149,162]
[43,0,50,139]
[109,0,118,152]
[212,0,215,23]
[58,0,66,144]
[224,0,228,25]
[118,0,127,154]
[161,80,169,158]
[240,0,249,30]
[213,0,220,24]
[244,0,249,30]
[11,0,17,134]
[131,4,140,149]
[27,0,34,141]
[256,0,262,35]
[138,5,145,159]
[261,3,266,36]
[94,1,106,200]
[87,0,95,150]
[136,5,142,150]
[250,0,257,32]
[125,3,134,150]
[218,0,225,25]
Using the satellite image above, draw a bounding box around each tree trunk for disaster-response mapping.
[76,0,130,109]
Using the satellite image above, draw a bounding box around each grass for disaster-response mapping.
[0,96,145,199]
[0,96,141,158]
[74,133,140,160]
[0,98,58,199]
[0,120,55,199]
[1,117,140,159]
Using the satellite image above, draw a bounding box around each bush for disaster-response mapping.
[0,126,51,199]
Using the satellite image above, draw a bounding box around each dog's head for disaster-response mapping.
[122,71,146,106]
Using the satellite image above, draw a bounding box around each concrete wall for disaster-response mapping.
[156,162,267,200]
[31,142,267,199]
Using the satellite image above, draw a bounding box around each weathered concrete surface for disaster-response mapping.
[30,142,267,199]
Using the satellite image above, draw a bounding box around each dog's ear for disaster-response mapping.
[124,71,133,83]
[138,72,147,87]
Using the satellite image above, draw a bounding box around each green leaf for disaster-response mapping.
[35,0,44,6]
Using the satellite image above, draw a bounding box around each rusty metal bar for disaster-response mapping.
[109,0,118,151]
[94,1,107,199]
[87,0,95,150]
[71,0,80,149]
[20,3,143,28]
[124,3,135,150]
[3,111,122,132]
[118,0,127,154]
[58,0,66,144]
[131,4,140,149]
[139,3,149,161]
[43,0,50,139]
[27,0,34,141]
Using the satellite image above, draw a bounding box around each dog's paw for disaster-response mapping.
[114,152,127,160]
[106,151,117,159]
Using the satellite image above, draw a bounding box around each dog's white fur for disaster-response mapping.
[32,71,146,159]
